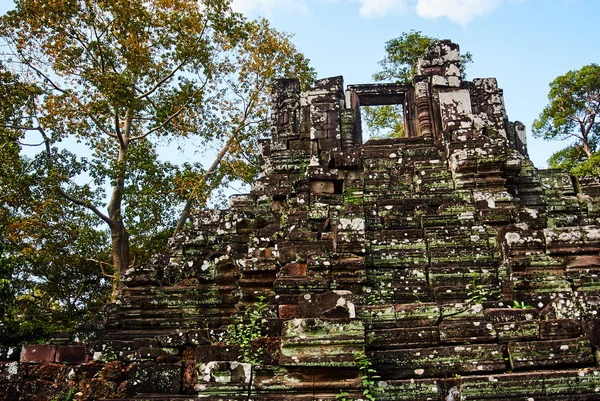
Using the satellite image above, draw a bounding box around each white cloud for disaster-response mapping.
[415,0,504,25]
[230,0,508,23]
[356,0,410,18]
[230,0,309,15]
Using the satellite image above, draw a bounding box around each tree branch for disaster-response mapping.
[130,76,209,141]
[38,127,112,225]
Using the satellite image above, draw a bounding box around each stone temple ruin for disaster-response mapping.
[3,40,600,400]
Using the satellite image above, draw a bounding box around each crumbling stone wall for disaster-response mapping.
[3,40,600,401]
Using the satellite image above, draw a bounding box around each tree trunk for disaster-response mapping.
[582,138,593,159]
[107,123,130,298]
[109,221,130,300]
[581,121,594,159]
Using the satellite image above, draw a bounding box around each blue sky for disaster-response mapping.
[1,0,597,168]
[230,0,600,168]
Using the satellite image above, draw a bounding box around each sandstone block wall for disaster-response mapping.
[2,40,600,401]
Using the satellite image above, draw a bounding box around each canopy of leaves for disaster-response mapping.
[0,1,314,342]
[533,64,600,175]
[0,149,111,345]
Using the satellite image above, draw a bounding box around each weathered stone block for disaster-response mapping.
[508,339,594,370]
[439,318,497,344]
[379,378,443,401]
[367,327,440,350]
[372,344,506,379]
[540,319,581,340]
[395,303,441,327]
[20,345,56,364]
[127,362,182,396]
[196,345,241,363]
[278,304,299,319]
[280,319,364,366]
[298,290,355,319]
[495,320,540,343]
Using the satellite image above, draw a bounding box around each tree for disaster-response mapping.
[365,30,472,138]
[0,141,112,344]
[533,64,600,175]
[0,0,314,296]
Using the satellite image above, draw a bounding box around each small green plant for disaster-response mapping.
[356,351,384,401]
[466,275,499,305]
[225,295,268,364]
[335,352,384,400]
[508,300,533,309]
[336,389,351,401]
[100,346,118,363]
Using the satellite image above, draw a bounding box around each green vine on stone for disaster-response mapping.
[337,351,385,400]
[225,295,268,364]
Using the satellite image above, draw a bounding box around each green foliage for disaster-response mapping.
[466,275,499,305]
[508,300,534,309]
[356,351,384,401]
[0,149,111,345]
[363,105,404,139]
[336,352,385,400]
[366,30,472,138]
[336,389,351,401]
[225,296,268,364]
[0,0,314,336]
[100,347,118,363]
[533,64,600,174]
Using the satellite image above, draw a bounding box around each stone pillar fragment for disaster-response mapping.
[414,80,433,138]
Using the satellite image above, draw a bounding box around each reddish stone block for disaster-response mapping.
[55,345,87,364]
[278,304,299,319]
[279,262,307,277]
[20,345,56,364]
